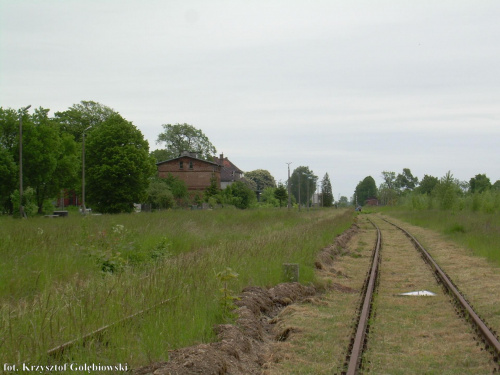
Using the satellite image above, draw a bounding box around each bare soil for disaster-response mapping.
[133,225,358,375]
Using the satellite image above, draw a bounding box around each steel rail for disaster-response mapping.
[344,217,499,374]
[345,219,381,375]
[46,297,173,358]
[383,218,500,357]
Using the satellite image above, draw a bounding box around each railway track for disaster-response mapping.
[343,215,500,375]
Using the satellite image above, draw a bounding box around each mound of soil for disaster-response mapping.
[134,283,315,375]
[134,224,357,375]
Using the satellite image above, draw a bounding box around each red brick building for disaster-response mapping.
[156,151,221,191]
[365,197,379,206]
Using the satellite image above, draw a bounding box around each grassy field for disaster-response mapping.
[0,208,353,370]
[370,207,500,266]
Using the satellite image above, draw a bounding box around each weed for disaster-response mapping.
[0,208,354,367]
[446,223,466,234]
[215,267,240,319]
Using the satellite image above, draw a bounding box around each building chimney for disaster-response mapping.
[220,153,224,164]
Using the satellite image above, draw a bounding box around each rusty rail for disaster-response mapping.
[344,217,499,374]
[383,218,500,357]
[345,219,381,375]
[46,297,173,358]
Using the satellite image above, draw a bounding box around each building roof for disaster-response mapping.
[156,151,219,166]
[213,154,243,182]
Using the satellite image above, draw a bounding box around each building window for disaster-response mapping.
[189,161,193,169]
[179,161,183,169]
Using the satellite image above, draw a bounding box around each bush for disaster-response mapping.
[145,179,175,210]
[222,181,256,209]
[10,188,38,217]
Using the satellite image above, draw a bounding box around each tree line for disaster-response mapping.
[1,101,338,215]
[354,168,500,213]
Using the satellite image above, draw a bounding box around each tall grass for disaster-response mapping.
[378,207,500,266]
[0,208,353,369]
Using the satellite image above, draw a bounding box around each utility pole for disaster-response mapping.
[286,162,292,210]
[19,105,31,218]
[307,177,310,211]
[82,126,92,214]
[298,172,301,211]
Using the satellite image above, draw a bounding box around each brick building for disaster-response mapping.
[157,151,221,191]
[365,197,379,206]
[213,153,244,189]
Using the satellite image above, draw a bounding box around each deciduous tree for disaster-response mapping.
[290,166,317,207]
[222,181,256,209]
[396,168,419,192]
[354,176,377,206]
[418,174,439,195]
[54,101,118,142]
[245,169,276,191]
[469,174,491,193]
[86,114,156,213]
[274,183,288,208]
[156,123,216,161]
[21,108,79,213]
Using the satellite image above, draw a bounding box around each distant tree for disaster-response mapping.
[245,169,276,191]
[156,123,216,161]
[21,108,79,213]
[433,171,461,210]
[204,176,220,202]
[86,114,156,213]
[0,107,21,213]
[0,107,20,152]
[162,173,188,200]
[274,183,288,208]
[469,174,491,193]
[290,166,318,207]
[54,101,118,142]
[338,196,349,208]
[222,180,256,209]
[418,174,439,195]
[321,173,334,207]
[354,176,377,206]
[240,177,257,191]
[145,178,175,210]
[493,180,500,191]
[260,187,279,207]
[396,168,418,192]
[378,183,398,206]
[150,149,172,163]
[381,171,397,190]
[380,171,399,204]
[0,148,17,213]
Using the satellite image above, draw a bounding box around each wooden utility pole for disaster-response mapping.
[286,162,292,210]
[19,105,31,218]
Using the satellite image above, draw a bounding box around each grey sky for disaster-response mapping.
[1,1,499,198]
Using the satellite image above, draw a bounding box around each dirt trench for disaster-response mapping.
[134,225,358,375]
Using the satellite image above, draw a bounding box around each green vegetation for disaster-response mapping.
[354,168,499,265]
[290,166,318,207]
[381,207,500,266]
[354,175,377,206]
[155,123,217,161]
[245,169,277,190]
[86,114,156,213]
[0,208,353,368]
[321,172,334,207]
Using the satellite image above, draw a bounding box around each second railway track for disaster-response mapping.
[344,214,500,375]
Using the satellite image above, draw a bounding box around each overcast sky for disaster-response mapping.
[1,1,499,198]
